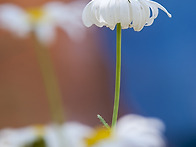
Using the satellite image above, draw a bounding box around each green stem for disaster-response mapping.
[111,23,121,128]
[33,36,65,124]
[97,114,110,129]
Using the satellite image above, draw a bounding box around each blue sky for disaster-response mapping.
[101,0,196,146]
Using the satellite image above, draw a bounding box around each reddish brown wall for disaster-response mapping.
[0,0,114,128]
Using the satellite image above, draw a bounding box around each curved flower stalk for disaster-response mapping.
[82,0,171,31]
[85,114,166,147]
[0,1,85,45]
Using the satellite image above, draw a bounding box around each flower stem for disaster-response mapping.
[111,23,121,128]
[33,36,65,124]
[97,114,110,129]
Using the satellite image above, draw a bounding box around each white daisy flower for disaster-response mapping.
[0,122,92,147]
[0,116,165,147]
[0,1,85,45]
[85,114,166,147]
[82,0,171,31]
[44,122,92,147]
[0,126,41,147]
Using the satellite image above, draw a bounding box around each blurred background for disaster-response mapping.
[0,0,196,147]
[0,0,115,129]
[101,0,196,146]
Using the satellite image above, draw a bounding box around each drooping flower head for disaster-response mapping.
[0,1,85,45]
[82,0,171,31]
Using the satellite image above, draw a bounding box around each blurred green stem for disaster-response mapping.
[33,35,65,124]
[111,23,121,128]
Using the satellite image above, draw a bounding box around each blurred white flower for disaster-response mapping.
[0,126,40,147]
[82,0,171,31]
[85,114,166,147]
[44,122,92,147]
[0,1,85,45]
[0,115,165,147]
[0,122,92,147]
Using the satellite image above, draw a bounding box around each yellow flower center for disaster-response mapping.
[34,125,45,137]
[85,127,111,147]
[27,8,45,24]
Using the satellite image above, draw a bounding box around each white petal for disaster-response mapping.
[0,4,30,37]
[119,0,131,29]
[145,17,155,26]
[82,0,171,31]
[82,0,100,27]
[129,0,142,31]
[35,23,56,45]
[138,0,151,29]
[116,114,165,147]
[43,1,68,21]
[43,1,86,42]
[44,122,92,147]
[99,0,116,29]
[148,0,172,18]
[133,0,147,31]
[0,127,37,146]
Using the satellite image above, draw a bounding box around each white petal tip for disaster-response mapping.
[168,14,172,18]
[83,24,92,28]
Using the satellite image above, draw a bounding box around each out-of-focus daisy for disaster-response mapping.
[82,0,171,31]
[85,114,166,147]
[0,1,85,45]
[0,122,92,147]
[0,115,165,147]
[44,122,92,147]
[0,126,42,147]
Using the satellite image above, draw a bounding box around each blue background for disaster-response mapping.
[102,0,196,146]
